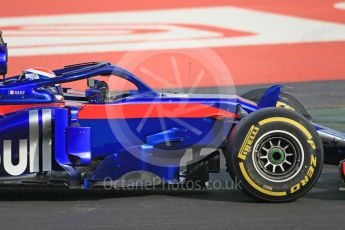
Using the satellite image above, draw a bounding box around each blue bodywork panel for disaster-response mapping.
[0,61,342,189]
[67,127,91,165]
[0,31,7,76]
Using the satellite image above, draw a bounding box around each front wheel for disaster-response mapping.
[225,108,323,202]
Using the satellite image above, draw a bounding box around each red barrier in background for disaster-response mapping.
[1,0,345,89]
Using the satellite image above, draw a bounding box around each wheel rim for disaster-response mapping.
[252,130,304,183]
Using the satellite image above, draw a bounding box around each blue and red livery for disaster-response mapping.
[0,31,345,202]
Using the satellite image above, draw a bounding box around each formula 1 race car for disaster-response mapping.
[1,31,345,202]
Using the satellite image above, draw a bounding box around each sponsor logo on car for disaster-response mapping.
[1,109,51,176]
[8,90,25,95]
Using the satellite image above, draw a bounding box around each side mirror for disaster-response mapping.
[87,78,96,88]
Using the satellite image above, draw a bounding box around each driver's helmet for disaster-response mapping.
[20,67,56,81]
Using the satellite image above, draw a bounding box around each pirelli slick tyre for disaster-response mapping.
[226,108,323,202]
[241,88,312,120]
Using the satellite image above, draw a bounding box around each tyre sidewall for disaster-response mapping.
[228,108,323,202]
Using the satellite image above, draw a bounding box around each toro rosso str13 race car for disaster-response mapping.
[1,31,345,202]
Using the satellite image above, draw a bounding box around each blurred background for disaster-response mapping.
[1,1,344,84]
[1,0,345,128]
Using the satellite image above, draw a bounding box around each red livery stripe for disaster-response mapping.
[78,103,239,119]
[0,103,64,116]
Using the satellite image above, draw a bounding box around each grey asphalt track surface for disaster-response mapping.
[1,81,345,230]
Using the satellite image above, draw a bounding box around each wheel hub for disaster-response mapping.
[252,131,304,182]
[268,147,285,165]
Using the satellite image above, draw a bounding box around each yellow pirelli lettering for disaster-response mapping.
[311,155,317,167]
[300,175,309,186]
[244,145,251,153]
[290,156,317,194]
[290,183,300,194]
[307,166,314,178]
[239,162,287,196]
[237,125,259,160]
[307,140,316,150]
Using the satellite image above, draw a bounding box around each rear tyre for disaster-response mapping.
[241,88,312,120]
[225,108,323,202]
